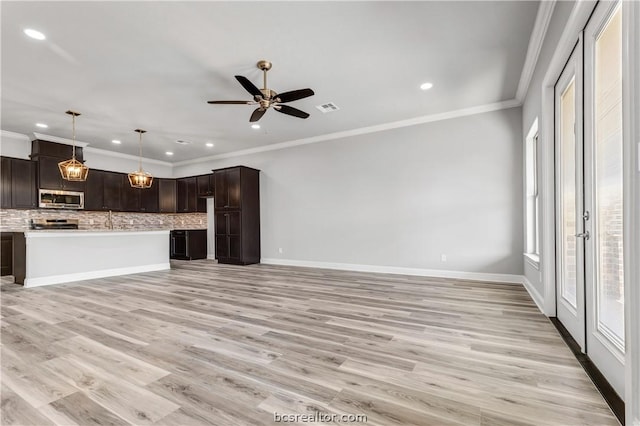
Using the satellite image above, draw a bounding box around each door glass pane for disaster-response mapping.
[594,6,624,347]
[560,78,577,308]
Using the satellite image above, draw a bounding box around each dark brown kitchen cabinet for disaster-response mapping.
[10,158,37,209]
[84,170,122,211]
[121,181,141,212]
[176,177,205,213]
[37,155,85,192]
[214,167,241,209]
[140,182,159,212]
[170,229,207,260]
[158,179,176,213]
[213,166,260,265]
[84,169,105,210]
[31,140,83,162]
[1,157,12,209]
[103,172,123,211]
[197,174,215,197]
[1,233,12,276]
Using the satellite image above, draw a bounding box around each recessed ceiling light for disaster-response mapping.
[165,151,173,156]
[420,82,433,90]
[35,123,48,128]
[206,143,214,147]
[112,139,121,144]
[251,124,260,129]
[24,29,46,40]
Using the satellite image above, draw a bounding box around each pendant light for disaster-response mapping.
[58,110,89,181]
[128,129,153,189]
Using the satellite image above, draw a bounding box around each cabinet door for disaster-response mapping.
[227,168,241,208]
[186,177,198,212]
[215,235,228,259]
[1,157,12,209]
[140,181,159,212]
[228,236,242,260]
[158,179,176,213]
[121,182,140,212]
[215,211,228,235]
[176,178,188,212]
[84,169,105,210]
[11,159,37,209]
[197,175,211,197]
[214,171,229,209]
[103,172,122,211]
[38,156,62,190]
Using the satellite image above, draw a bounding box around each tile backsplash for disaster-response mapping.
[0,209,207,231]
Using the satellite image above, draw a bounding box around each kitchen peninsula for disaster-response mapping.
[11,229,169,287]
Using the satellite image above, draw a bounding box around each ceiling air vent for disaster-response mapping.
[175,140,192,145]
[315,102,340,113]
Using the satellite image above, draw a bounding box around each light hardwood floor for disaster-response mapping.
[1,261,618,425]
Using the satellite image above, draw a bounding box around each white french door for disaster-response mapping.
[555,40,586,350]
[583,0,625,397]
[555,0,626,400]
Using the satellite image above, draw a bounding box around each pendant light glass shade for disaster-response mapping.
[58,111,89,181]
[128,129,153,189]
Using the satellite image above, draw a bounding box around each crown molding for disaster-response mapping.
[515,0,557,102]
[83,146,173,167]
[1,130,30,141]
[31,132,89,148]
[174,98,522,167]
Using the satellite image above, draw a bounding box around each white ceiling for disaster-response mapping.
[1,1,539,163]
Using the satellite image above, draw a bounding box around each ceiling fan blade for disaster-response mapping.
[250,108,266,122]
[207,100,251,104]
[275,104,310,119]
[235,75,263,98]
[274,88,315,103]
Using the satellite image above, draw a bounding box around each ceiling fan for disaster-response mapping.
[208,60,315,122]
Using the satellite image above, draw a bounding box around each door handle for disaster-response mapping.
[575,231,590,240]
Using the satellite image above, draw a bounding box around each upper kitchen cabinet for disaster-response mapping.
[196,174,215,197]
[1,157,37,209]
[1,157,12,209]
[85,170,122,211]
[177,177,205,213]
[122,179,159,213]
[31,140,83,161]
[10,158,38,209]
[158,178,176,213]
[37,155,86,192]
[214,167,241,209]
[140,181,159,213]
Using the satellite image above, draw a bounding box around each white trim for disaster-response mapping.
[83,146,173,167]
[516,1,557,102]
[524,253,540,270]
[173,99,522,167]
[23,263,170,288]
[623,0,640,423]
[539,1,598,317]
[1,130,30,142]
[522,276,545,313]
[24,230,169,238]
[261,258,524,285]
[31,132,89,148]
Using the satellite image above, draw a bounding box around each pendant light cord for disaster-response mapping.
[138,131,143,171]
[71,113,76,159]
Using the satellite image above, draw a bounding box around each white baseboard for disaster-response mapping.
[522,276,545,313]
[261,258,524,284]
[23,263,171,288]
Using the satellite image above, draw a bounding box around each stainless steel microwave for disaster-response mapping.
[38,189,84,209]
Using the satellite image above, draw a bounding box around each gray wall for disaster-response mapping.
[522,1,576,295]
[176,107,524,275]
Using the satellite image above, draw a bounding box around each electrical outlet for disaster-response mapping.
[129,219,133,225]
[199,219,203,225]
[278,248,283,254]
[89,219,94,225]
[440,254,447,262]
[181,220,185,225]
[159,220,163,225]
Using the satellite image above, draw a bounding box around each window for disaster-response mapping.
[526,119,540,261]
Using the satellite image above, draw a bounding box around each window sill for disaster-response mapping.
[524,253,540,270]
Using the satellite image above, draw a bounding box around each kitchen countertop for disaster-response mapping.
[1,228,207,233]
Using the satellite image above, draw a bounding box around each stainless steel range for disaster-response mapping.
[29,219,79,230]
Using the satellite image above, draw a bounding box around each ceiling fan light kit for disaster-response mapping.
[208,60,315,122]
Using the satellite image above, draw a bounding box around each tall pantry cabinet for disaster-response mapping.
[213,166,260,265]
